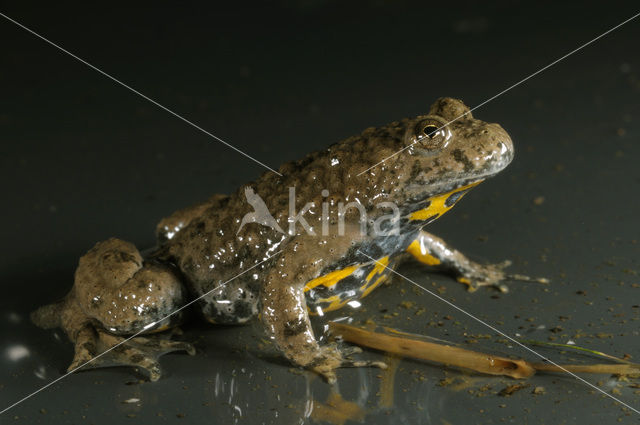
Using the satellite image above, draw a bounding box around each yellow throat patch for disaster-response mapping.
[408,180,483,221]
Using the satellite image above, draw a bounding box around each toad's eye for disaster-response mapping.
[423,124,439,138]
[411,118,451,151]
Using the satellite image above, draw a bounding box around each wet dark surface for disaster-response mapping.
[1,1,640,423]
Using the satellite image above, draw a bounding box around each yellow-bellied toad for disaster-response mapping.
[32,97,543,383]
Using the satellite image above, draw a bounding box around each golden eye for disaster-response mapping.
[411,118,451,151]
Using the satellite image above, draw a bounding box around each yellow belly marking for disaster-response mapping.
[361,274,388,298]
[360,256,390,298]
[304,265,359,292]
[366,256,389,282]
[406,239,441,265]
[315,294,349,312]
[307,257,391,314]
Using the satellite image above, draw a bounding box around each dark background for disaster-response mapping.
[1,1,639,423]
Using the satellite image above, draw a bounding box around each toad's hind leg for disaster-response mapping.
[32,238,195,380]
[261,259,386,384]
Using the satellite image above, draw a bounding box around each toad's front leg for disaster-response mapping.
[261,272,385,384]
[406,230,548,292]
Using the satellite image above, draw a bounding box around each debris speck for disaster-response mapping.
[499,383,529,397]
[532,386,546,395]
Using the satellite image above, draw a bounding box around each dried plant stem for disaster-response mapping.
[329,322,640,378]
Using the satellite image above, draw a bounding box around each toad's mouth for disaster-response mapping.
[407,134,514,198]
[404,175,486,204]
[405,148,512,203]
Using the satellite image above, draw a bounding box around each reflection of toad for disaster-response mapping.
[33,97,532,383]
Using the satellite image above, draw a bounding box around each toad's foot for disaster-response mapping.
[69,327,195,381]
[309,344,387,385]
[456,260,549,293]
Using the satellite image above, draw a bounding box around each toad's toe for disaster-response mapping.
[68,327,193,381]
